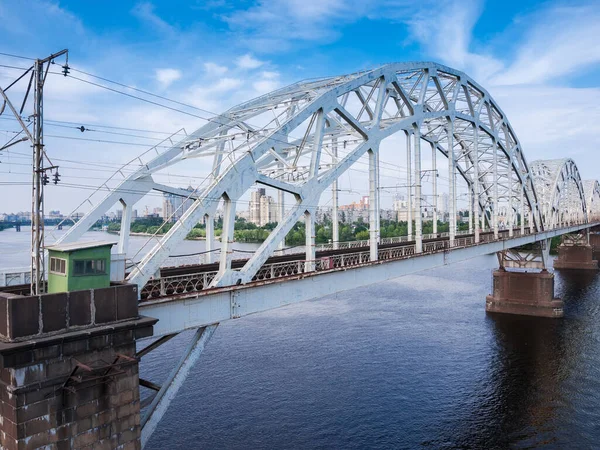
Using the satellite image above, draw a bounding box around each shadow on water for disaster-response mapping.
[443,269,599,449]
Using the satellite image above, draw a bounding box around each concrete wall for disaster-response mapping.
[0,283,157,449]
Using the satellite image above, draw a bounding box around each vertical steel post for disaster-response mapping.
[277,189,285,251]
[305,210,316,271]
[520,186,525,235]
[406,131,413,240]
[492,140,499,239]
[205,214,214,264]
[508,161,514,237]
[332,138,339,249]
[117,200,132,255]
[369,148,379,260]
[218,197,236,276]
[447,121,456,246]
[31,59,45,295]
[413,127,422,253]
[473,124,480,243]
[431,142,438,236]
[468,184,473,234]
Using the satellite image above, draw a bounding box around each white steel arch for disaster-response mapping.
[53,62,595,291]
[530,159,587,229]
[583,180,600,222]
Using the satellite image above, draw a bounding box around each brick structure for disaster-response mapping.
[0,284,156,449]
[553,244,599,270]
[486,269,564,318]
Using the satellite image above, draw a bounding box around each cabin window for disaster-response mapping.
[50,257,67,275]
[73,259,106,276]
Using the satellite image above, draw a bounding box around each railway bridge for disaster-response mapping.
[1,62,600,449]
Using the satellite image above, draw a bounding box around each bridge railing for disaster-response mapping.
[138,224,576,300]
[0,267,31,287]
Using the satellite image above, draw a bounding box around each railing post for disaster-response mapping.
[160,277,166,296]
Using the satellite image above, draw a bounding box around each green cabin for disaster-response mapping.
[46,241,116,293]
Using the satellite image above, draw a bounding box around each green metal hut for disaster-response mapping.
[46,241,116,293]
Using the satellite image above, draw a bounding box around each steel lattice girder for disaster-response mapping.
[583,180,600,221]
[530,159,588,227]
[52,62,596,291]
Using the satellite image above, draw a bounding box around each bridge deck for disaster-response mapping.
[139,223,596,337]
[141,228,526,300]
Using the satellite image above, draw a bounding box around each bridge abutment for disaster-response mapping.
[486,269,564,318]
[0,284,156,450]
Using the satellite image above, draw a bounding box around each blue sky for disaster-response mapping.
[1,0,600,213]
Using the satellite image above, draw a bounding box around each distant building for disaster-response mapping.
[249,188,278,226]
[339,196,369,223]
[249,188,265,225]
[393,195,408,221]
[162,187,195,222]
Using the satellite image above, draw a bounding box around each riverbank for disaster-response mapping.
[107,230,208,240]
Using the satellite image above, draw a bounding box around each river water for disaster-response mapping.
[1,228,599,448]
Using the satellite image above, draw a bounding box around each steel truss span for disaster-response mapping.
[52,62,599,291]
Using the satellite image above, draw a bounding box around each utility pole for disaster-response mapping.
[0,49,68,294]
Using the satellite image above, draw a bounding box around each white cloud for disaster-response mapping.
[236,54,264,70]
[491,5,600,85]
[155,68,182,88]
[131,2,174,34]
[261,70,279,79]
[203,62,228,76]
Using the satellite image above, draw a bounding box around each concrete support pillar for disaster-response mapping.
[332,139,339,249]
[305,210,316,272]
[589,232,600,262]
[0,285,156,449]
[117,199,132,255]
[486,269,564,318]
[447,122,456,246]
[413,127,422,253]
[369,148,380,260]
[406,131,413,240]
[431,142,438,236]
[205,213,214,264]
[553,242,599,270]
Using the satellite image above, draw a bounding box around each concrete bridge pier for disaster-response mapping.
[486,243,563,318]
[0,284,156,450]
[588,232,600,265]
[553,232,599,270]
[486,268,564,318]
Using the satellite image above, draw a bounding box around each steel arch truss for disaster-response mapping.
[53,62,595,291]
[583,180,600,222]
[530,159,587,228]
